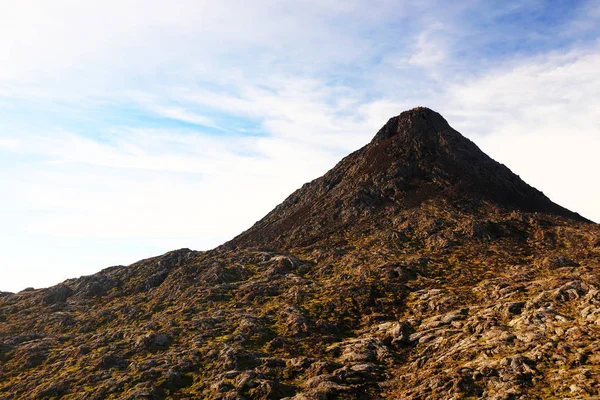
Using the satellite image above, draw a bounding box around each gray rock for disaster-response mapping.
[42,284,74,305]
[137,332,170,350]
[506,302,525,315]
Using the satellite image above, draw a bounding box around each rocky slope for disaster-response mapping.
[1,107,598,399]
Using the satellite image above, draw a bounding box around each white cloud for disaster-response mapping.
[0,138,21,151]
[408,23,448,69]
[438,46,600,222]
[0,126,336,238]
[0,0,416,101]
[148,106,218,129]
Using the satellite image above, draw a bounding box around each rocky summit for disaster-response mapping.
[1,107,599,400]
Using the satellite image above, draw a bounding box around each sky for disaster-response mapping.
[1,0,599,292]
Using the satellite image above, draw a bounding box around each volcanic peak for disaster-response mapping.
[371,106,452,145]
[227,107,588,250]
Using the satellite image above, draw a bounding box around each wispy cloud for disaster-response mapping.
[408,23,449,69]
[0,138,21,151]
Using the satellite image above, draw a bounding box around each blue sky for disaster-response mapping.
[1,0,599,292]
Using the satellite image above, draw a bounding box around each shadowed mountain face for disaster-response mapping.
[1,108,599,400]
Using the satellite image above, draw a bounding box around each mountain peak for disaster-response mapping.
[371,106,450,144]
[226,108,587,251]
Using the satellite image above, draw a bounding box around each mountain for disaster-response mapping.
[1,108,599,400]
[227,107,586,251]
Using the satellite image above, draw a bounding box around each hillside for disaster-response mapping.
[1,107,599,399]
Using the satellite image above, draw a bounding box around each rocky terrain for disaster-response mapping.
[1,107,598,399]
